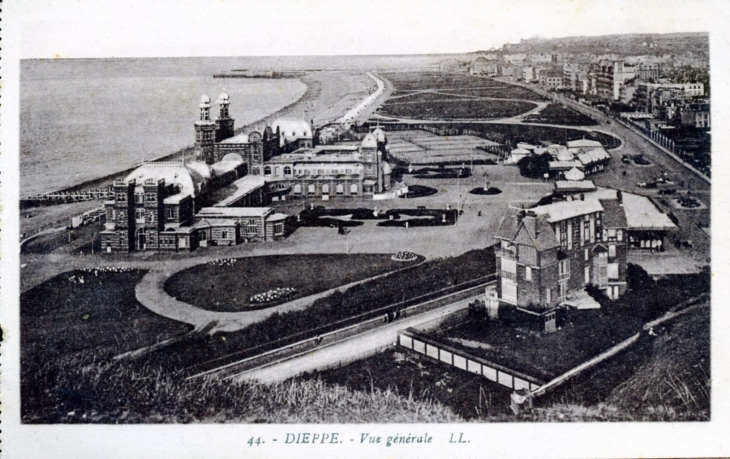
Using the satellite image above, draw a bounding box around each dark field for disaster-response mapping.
[523,103,598,126]
[303,348,514,420]
[21,269,192,421]
[379,99,535,120]
[441,86,547,101]
[165,254,422,312]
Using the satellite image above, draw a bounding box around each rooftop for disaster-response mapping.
[197,207,273,218]
[532,198,604,223]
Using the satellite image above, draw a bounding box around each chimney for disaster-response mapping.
[580,193,585,201]
[617,189,623,204]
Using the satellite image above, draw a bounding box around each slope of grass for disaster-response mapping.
[24,356,460,424]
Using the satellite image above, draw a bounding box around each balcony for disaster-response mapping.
[558,271,571,282]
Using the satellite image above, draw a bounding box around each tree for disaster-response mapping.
[517,153,552,179]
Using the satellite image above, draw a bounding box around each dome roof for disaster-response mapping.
[557,149,574,161]
[186,161,212,180]
[200,94,211,105]
[217,91,230,103]
[220,153,244,164]
[381,161,392,174]
[361,133,377,149]
[125,162,208,198]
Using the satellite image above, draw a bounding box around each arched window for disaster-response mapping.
[264,166,272,176]
[308,184,316,195]
[336,184,344,195]
[322,184,330,194]
[284,166,292,176]
[350,184,358,195]
[294,184,302,194]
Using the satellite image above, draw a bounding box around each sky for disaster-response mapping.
[17,0,726,59]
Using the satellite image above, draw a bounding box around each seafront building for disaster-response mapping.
[101,94,393,252]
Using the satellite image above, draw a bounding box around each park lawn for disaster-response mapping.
[21,268,193,421]
[523,103,598,126]
[165,253,424,312]
[302,348,514,420]
[379,99,535,120]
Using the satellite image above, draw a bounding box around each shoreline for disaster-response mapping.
[24,74,319,198]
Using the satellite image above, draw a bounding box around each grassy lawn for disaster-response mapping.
[302,348,513,420]
[426,267,710,381]
[523,103,598,126]
[382,72,545,102]
[165,254,424,312]
[379,99,535,120]
[24,354,460,423]
[21,269,193,422]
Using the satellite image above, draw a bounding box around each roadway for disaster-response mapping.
[229,294,480,383]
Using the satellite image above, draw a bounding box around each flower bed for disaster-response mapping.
[249,287,298,305]
[391,251,419,262]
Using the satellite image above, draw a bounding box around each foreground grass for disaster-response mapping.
[304,349,513,420]
[24,357,460,423]
[21,269,193,419]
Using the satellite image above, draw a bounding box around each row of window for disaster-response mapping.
[293,183,358,195]
[261,166,357,177]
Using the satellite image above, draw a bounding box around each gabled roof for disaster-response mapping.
[494,208,559,251]
[564,167,586,181]
[577,148,611,165]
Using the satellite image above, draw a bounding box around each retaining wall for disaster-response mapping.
[398,328,545,391]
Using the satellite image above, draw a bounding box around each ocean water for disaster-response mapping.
[20,55,452,196]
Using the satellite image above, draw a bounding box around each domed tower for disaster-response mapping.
[215,91,235,142]
[194,95,217,164]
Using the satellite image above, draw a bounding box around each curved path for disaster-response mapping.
[135,256,425,334]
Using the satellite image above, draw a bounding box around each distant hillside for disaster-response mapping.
[503,32,709,58]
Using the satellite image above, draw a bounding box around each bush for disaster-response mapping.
[517,153,553,179]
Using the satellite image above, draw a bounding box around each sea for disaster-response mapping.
[20,55,455,197]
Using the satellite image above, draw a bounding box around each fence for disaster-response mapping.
[398,328,545,391]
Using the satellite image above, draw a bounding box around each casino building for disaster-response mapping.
[100,94,393,252]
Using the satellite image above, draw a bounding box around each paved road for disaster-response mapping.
[231,294,478,383]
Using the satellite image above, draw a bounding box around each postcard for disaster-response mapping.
[2,0,729,457]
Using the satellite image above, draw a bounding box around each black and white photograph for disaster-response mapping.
[1,0,728,458]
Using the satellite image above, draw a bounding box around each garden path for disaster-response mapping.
[134,256,426,334]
